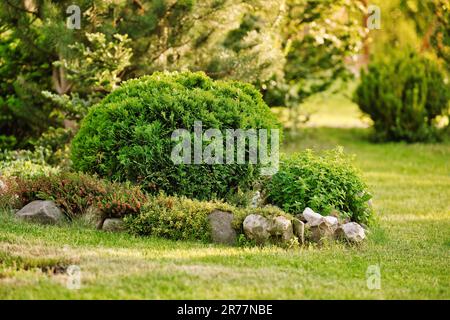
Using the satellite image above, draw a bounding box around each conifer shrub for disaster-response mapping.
[354,50,450,142]
[71,71,280,200]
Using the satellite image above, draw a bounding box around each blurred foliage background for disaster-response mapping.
[0,0,448,153]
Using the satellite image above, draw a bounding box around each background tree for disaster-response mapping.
[400,0,449,69]
[1,0,367,149]
[370,0,449,70]
[262,0,366,128]
[0,0,285,149]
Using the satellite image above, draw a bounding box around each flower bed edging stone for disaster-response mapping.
[208,210,237,245]
[12,200,367,245]
[241,207,367,245]
[15,200,65,225]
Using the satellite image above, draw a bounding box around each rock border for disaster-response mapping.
[13,200,367,245]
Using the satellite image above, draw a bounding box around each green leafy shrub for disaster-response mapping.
[1,172,147,220]
[264,148,373,224]
[354,50,450,142]
[124,194,288,242]
[71,71,280,200]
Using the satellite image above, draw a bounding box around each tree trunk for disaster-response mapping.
[52,65,72,95]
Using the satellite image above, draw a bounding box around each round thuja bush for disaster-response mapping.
[264,148,373,224]
[71,71,280,200]
[354,50,450,142]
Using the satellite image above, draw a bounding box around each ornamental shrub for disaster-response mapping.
[1,172,147,219]
[124,195,227,242]
[264,148,373,224]
[71,71,280,200]
[354,50,450,142]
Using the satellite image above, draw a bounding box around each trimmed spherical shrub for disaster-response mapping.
[71,71,280,200]
[264,148,373,224]
[354,50,450,142]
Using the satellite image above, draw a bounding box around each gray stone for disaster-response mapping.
[338,222,366,243]
[270,216,294,242]
[243,214,271,244]
[323,215,339,228]
[309,221,336,243]
[81,206,104,229]
[301,207,342,243]
[308,216,339,243]
[16,200,65,224]
[102,218,125,232]
[208,210,237,245]
[302,207,323,226]
[292,218,305,244]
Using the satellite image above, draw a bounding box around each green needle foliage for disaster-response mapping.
[354,50,450,142]
[71,71,280,201]
[0,0,369,149]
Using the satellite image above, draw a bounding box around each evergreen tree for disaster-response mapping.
[0,0,367,147]
[400,0,449,69]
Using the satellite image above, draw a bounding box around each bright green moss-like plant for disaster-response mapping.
[124,194,224,242]
[354,50,450,142]
[264,148,373,224]
[71,71,280,200]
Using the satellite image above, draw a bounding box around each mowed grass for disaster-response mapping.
[1,98,449,299]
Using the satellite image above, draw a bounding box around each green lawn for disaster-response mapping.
[1,104,449,299]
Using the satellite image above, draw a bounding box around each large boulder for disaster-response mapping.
[336,222,366,243]
[16,200,65,224]
[270,216,294,242]
[322,215,339,227]
[243,214,298,245]
[102,218,125,232]
[208,210,237,245]
[243,214,271,244]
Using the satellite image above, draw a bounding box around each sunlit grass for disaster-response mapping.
[0,209,448,299]
[1,99,449,299]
